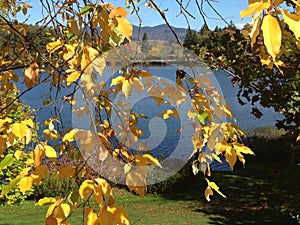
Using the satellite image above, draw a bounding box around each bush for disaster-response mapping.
[33,175,79,199]
[0,149,34,205]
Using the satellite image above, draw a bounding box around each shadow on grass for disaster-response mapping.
[161,162,300,225]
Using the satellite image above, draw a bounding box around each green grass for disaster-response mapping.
[0,190,217,225]
[1,134,300,225]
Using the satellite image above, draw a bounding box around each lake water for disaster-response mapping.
[16,65,283,169]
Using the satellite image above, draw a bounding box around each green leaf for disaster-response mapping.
[80,5,94,15]
[198,111,208,125]
[1,177,21,196]
[36,197,56,206]
[0,154,15,170]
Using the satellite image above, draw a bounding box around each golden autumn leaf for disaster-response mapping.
[109,7,128,18]
[44,144,57,159]
[46,40,64,53]
[126,171,146,198]
[297,133,300,142]
[205,186,214,202]
[261,14,282,60]
[111,76,125,86]
[131,77,144,94]
[115,17,133,40]
[122,79,132,99]
[66,71,80,87]
[24,62,39,89]
[34,165,48,178]
[67,17,79,35]
[18,176,34,194]
[11,122,28,139]
[250,13,261,47]
[62,128,78,142]
[143,154,162,167]
[85,208,99,225]
[81,48,93,75]
[44,215,58,225]
[163,109,174,120]
[240,1,270,19]
[225,145,237,169]
[206,178,226,199]
[281,9,300,39]
[53,203,71,221]
[33,144,45,166]
[233,142,255,155]
[95,178,112,195]
[13,150,23,160]
[57,166,76,178]
[79,180,95,199]
[107,206,130,225]
[93,56,106,76]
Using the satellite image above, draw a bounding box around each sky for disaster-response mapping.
[18,0,251,30]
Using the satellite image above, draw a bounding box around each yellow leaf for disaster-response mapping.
[24,62,39,89]
[67,17,79,35]
[281,9,300,39]
[0,135,7,155]
[163,109,174,120]
[53,203,71,221]
[261,14,281,60]
[206,179,226,199]
[95,178,112,195]
[18,176,34,194]
[250,13,261,47]
[109,7,128,18]
[11,122,28,139]
[131,77,144,94]
[66,71,80,87]
[46,40,64,53]
[93,56,106,76]
[240,1,270,19]
[34,165,48,178]
[85,208,99,225]
[79,180,94,199]
[62,129,78,142]
[45,215,58,225]
[204,186,214,202]
[111,76,125,86]
[81,48,93,75]
[225,146,237,169]
[297,133,300,142]
[122,79,132,99]
[233,142,255,155]
[187,108,198,119]
[136,154,162,167]
[57,166,76,178]
[126,172,146,198]
[44,145,57,159]
[33,144,45,166]
[63,43,77,61]
[107,206,130,225]
[22,119,34,128]
[36,197,56,206]
[115,17,133,40]
[14,150,23,160]
[222,104,236,121]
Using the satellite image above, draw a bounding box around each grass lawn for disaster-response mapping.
[1,134,300,225]
[0,189,217,225]
[1,162,300,225]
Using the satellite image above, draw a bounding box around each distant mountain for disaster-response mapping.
[132,24,189,42]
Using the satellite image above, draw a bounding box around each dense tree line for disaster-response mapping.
[184,24,300,143]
